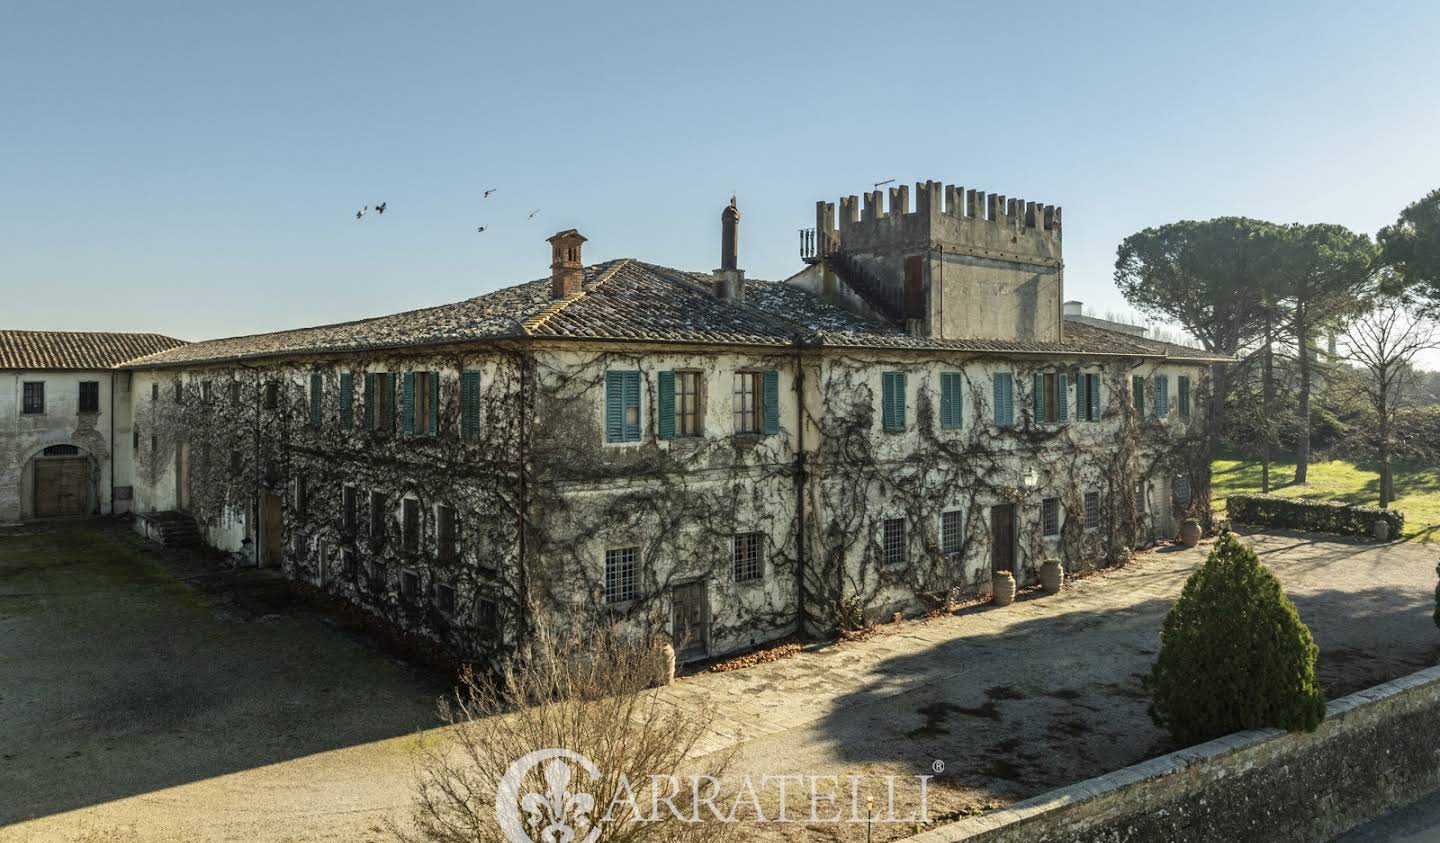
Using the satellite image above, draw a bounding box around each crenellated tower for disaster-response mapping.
[803,180,1063,342]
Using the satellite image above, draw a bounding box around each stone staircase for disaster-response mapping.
[138,511,201,548]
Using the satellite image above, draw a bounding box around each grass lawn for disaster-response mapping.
[1212,456,1440,543]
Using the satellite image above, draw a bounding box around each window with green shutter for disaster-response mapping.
[605,370,641,443]
[1033,371,1069,423]
[363,373,377,430]
[1077,372,1100,422]
[428,371,440,436]
[460,372,482,439]
[309,373,323,426]
[657,370,676,440]
[1155,374,1170,418]
[940,371,963,430]
[403,372,417,435]
[994,373,1014,426]
[762,370,780,435]
[1133,375,1145,416]
[339,373,354,428]
[1178,376,1191,417]
[881,371,906,433]
[380,372,396,433]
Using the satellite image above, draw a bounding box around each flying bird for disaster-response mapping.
[355,206,368,220]
[483,189,496,198]
[873,179,895,189]
[476,226,486,233]
[528,209,540,219]
[375,202,387,214]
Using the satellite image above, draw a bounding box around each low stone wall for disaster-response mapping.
[904,665,1440,843]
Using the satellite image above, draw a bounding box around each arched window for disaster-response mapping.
[43,444,80,456]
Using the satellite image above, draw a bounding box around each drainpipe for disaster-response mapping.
[792,341,808,639]
[109,371,116,517]
[236,360,264,568]
[515,347,531,636]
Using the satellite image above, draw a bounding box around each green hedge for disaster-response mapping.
[1227,493,1403,540]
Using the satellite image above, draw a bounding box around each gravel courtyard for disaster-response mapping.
[2,522,1436,842]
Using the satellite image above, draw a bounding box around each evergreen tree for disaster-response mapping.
[1148,531,1325,745]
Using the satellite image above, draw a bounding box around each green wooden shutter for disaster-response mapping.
[994,373,1013,426]
[339,373,354,428]
[1133,375,1145,416]
[1088,374,1100,421]
[762,370,780,435]
[657,370,676,439]
[622,371,641,441]
[428,371,440,436]
[1057,372,1068,422]
[604,371,624,442]
[1075,372,1088,422]
[363,373,376,430]
[940,372,962,430]
[402,372,416,435]
[1032,372,1045,421]
[1179,376,1191,417]
[310,373,323,426]
[881,372,905,433]
[382,373,396,433]
[1156,375,1169,417]
[460,372,481,440]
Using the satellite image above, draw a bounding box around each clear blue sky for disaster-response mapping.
[4,1,1439,347]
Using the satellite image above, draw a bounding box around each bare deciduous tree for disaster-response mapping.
[1341,298,1440,508]
[394,621,733,843]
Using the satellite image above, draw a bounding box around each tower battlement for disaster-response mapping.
[806,179,1064,344]
[816,180,1061,261]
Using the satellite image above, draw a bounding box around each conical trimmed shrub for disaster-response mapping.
[1148,531,1325,745]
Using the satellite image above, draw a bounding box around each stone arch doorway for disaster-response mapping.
[22,443,97,519]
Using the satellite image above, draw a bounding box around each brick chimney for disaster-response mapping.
[548,229,586,299]
[713,196,745,304]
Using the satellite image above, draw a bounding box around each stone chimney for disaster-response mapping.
[548,229,586,299]
[713,196,745,304]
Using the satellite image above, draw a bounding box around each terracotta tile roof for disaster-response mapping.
[0,330,186,371]
[123,259,1226,367]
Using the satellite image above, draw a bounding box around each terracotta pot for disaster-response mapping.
[992,571,1016,607]
[1374,519,1391,543]
[1179,518,1202,548]
[654,642,676,687]
[1039,559,1064,594]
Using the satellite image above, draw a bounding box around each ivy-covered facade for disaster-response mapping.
[121,187,1225,666]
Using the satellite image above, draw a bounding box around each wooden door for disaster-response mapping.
[671,581,709,661]
[34,459,88,517]
[264,493,284,567]
[990,504,1015,574]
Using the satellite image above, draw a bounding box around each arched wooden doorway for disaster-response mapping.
[30,444,93,518]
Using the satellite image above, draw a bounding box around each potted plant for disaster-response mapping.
[992,570,1016,607]
[1177,502,1203,548]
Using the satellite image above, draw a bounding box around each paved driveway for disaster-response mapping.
[659,530,1440,839]
[0,521,444,843]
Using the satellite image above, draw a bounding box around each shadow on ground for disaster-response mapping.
[807,574,1438,812]
[0,520,448,828]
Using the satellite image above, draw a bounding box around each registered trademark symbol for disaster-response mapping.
[932,759,945,774]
